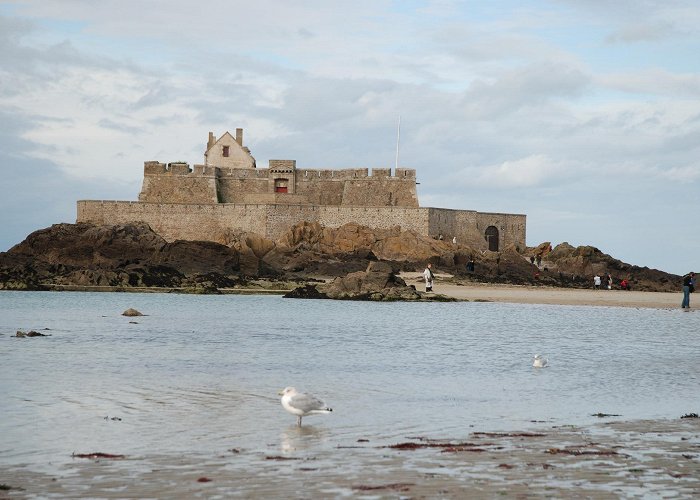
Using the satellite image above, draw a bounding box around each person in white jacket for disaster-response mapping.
[424,263,435,292]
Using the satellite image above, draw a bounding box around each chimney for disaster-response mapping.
[207,132,215,150]
[235,128,243,146]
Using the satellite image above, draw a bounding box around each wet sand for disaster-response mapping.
[401,273,685,309]
[2,418,698,497]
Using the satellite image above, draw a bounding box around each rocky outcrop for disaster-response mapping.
[285,261,456,301]
[0,223,242,291]
[528,242,680,292]
[265,221,477,275]
[0,221,682,293]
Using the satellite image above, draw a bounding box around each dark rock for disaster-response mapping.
[122,308,143,317]
[0,223,242,290]
[15,330,49,337]
[283,284,328,299]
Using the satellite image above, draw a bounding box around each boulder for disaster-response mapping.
[283,284,329,299]
[122,308,144,317]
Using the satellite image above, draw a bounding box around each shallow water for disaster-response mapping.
[1,292,698,475]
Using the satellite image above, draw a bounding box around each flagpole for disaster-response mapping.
[395,115,401,173]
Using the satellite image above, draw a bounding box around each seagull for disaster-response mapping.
[533,354,548,368]
[279,387,333,427]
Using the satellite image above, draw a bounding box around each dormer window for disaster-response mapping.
[223,145,230,157]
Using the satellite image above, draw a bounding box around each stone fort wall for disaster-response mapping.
[76,201,526,251]
[138,161,419,208]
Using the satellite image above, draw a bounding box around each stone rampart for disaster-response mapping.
[77,201,268,242]
[139,161,419,207]
[77,200,525,251]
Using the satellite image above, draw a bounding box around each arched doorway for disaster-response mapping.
[485,226,499,252]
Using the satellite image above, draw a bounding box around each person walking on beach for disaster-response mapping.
[682,272,694,309]
[424,263,435,293]
[593,274,601,290]
[606,273,613,290]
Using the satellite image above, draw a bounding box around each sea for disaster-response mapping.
[1,291,698,494]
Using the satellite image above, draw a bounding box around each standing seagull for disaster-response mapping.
[533,354,549,368]
[279,387,333,427]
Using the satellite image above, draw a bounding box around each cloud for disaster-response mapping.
[471,154,567,188]
[462,62,590,118]
[0,108,136,251]
[598,69,700,98]
[605,21,676,43]
[659,164,700,182]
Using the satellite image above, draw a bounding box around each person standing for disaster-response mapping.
[606,273,613,290]
[682,272,694,309]
[594,274,601,290]
[424,263,435,293]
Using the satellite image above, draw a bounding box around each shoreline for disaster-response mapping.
[435,282,683,309]
[401,272,685,309]
[4,279,690,309]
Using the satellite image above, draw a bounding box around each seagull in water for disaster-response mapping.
[533,354,549,368]
[279,387,333,427]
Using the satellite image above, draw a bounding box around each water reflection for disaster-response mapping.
[280,425,330,453]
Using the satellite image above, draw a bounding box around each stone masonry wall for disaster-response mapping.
[139,163,418,207]
[77,200,523,251]
[428,208,527,251]
[77,201,267,243]
[139,162,218,204]
[318,206,428,234]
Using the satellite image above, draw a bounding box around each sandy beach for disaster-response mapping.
[401,273,687,309]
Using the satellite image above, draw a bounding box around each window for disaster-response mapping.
[274,178,288,193]
[223,145,230,157]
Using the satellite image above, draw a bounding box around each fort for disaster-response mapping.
[77,129,526,252]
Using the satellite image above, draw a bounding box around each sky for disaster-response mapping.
[0,0,698,275]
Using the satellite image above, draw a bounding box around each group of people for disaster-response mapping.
[593,272,696,309]
[592,273,633,291]
[593,273,614,290]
